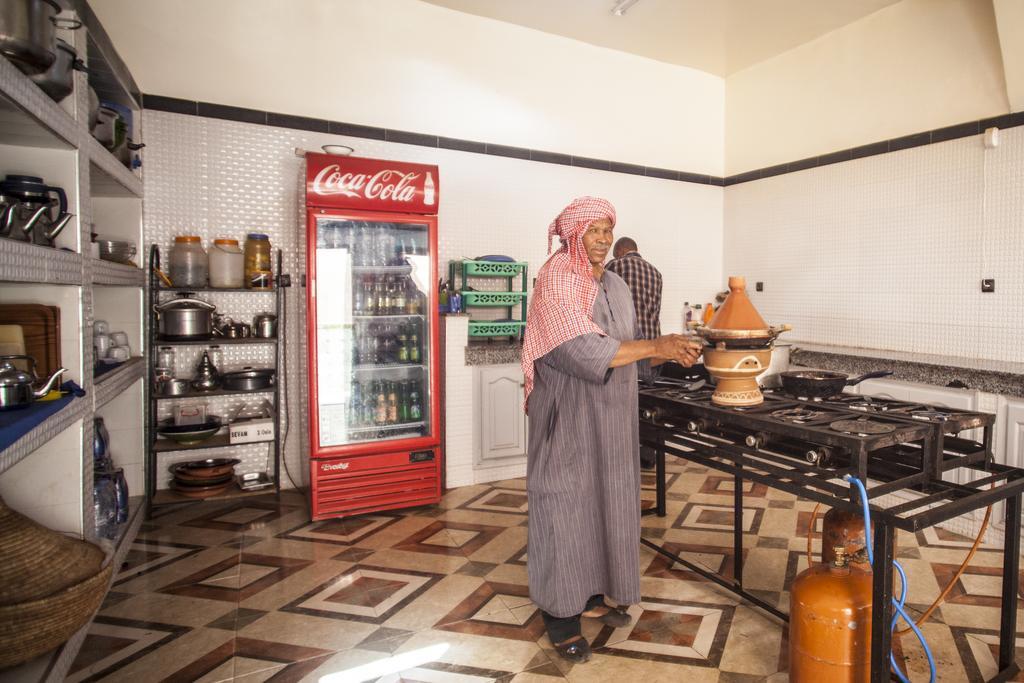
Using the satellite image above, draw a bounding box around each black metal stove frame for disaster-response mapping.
[639,389,1024,682]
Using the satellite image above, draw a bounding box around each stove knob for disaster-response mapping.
[745,432,769,449]
[641,408,661,422]
[686,419,705,433]
[805,447,833,466]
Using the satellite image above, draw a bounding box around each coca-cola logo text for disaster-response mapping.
[313,165,420,202]
[322,462,350,471]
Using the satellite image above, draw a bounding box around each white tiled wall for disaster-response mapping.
[724,126,1024,367]
[142,111,725,490]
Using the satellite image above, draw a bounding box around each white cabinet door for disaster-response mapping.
[478,366,528,462]
[995,398,1024,530]
[1002,399,1024,469]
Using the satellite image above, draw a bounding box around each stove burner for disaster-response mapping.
[829,418,897,435]
[661,389,706,401]
[770,407,827,423]
[910,410,952,423]
[845,399,890,413]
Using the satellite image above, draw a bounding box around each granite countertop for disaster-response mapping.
[790,348,1024,399]
[465,341,522,366]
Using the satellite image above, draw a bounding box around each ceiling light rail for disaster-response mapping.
[611,0,642,16]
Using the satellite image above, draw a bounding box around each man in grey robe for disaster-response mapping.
[521,197,702,663]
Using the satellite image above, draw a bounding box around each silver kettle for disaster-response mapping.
[0,355,68,411]
[0,176,73,246]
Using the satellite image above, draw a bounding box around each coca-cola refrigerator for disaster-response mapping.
[304,152,441,520]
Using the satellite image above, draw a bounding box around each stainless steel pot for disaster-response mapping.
[0,0,81,75]
[160,378,190,396]
[221,367,275,391]
[29,38,85,102]
[253,313,277,338]
[0,354,67,410]
[154,294,216,340]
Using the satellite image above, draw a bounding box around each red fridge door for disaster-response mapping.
[306,209,441,460]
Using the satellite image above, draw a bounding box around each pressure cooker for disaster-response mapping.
[0,0,81,75]
[154,294,216,340]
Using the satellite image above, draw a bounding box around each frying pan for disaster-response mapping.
[779,370,893,399]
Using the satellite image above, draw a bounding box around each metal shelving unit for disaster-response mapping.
[145,245,287,516]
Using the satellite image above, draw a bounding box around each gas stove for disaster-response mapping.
[638,386,994,484]
[638,386,1024,683]
[806,392,990,433]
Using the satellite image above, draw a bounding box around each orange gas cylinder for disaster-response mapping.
[820,507,898,566]
[789,548,873,682]
[822,507,873,565]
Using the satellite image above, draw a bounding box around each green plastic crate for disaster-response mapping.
[468,321,526,337]
[462,291,528,307]
[462,260,527,277]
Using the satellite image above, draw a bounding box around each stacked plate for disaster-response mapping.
[157,416,222,445]
[169,458,240,498]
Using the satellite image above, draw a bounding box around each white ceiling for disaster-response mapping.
[420,0,903,76]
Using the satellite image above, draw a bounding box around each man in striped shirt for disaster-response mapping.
[606,237,663,469]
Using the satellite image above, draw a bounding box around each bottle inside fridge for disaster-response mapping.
[314,216,432,447]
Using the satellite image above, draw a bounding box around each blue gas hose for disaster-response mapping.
[843,474,937,683]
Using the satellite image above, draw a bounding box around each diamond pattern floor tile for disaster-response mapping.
[70,474,1022,682]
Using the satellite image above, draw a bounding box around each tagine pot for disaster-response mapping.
[691,276,790,407]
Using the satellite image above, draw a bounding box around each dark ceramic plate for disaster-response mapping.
[157,416,222,434]
[176,458,241,470]
[172,472,234,487]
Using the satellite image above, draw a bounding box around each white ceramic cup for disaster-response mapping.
[94,320,110,335]
[110,331,129,347]
[109,345,130,361]
[94,334,111,358]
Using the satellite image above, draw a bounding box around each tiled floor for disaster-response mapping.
[70,463,1023,682]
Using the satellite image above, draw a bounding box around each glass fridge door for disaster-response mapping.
[315,216,432,448]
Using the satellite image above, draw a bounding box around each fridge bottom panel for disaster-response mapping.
[311,450,441,520]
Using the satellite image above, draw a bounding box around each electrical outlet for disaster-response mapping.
[981,279,995,293]
[755,282,764,292]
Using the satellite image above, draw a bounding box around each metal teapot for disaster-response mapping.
[0,355,68,411]
[0,175,73,246]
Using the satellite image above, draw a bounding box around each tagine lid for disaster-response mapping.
[710,276,767,329]
[695,276,790,340]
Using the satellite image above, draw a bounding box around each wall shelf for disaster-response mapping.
[0,8,146,681]
[0,398,86,476]
[92,259,144,286]
[94,357,144,409]
[0,59,78,150]
[0,243,83,285]
[85,137,142,198]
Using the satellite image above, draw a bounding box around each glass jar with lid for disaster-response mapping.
[169,235,208,288]
[209,238,245,288]
[244,233,272,290]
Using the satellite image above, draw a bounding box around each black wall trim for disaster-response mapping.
[723,110,1024,186]
[142,94,1023,188]
[141,93,716,186]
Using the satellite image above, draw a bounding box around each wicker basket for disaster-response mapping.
[0,497,111,669]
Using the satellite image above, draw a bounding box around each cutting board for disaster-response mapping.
[0,305,61,378]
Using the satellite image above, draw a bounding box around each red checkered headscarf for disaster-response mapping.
[521,196,617,403]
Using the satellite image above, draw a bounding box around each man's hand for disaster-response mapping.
[653,335,703,367]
